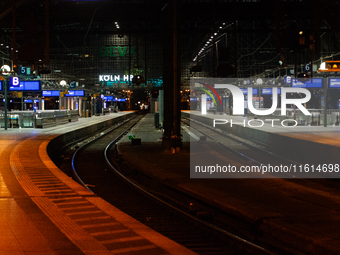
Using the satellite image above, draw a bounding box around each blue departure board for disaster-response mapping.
[241,88,258,95]
[9,80,41,91]
[65,90,85,97]
[42,90,60,96]
[291,78,322,88]
[261,88,281,95]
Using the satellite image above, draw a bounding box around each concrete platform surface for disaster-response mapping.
[0,112,196,255]
[117,112,340,255]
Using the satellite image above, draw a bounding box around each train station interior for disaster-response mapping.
[1,0,340,254]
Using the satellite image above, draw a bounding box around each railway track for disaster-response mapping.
[183,115,340,181]
[58,114,279,255]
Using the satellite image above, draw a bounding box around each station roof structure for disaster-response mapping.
[0,0,340,90]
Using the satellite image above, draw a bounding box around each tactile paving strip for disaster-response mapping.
[9,135,175,255]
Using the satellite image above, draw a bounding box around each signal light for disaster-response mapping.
[13,65,18,73]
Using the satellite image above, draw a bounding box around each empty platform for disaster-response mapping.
[0,111,195,255]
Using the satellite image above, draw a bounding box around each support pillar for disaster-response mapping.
[201,94,207,115]
[162,0,182,151]
[159,90,164,128]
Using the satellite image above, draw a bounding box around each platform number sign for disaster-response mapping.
[70,81,76,88]
[304,64,311,72]
[18,66,31,75]
[10,77,20,87]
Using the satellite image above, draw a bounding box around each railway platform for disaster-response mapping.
[0,111,195,255]
[117,112,340,255]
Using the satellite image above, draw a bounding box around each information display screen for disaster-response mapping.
[329,78,340,88]
[65,90,85,97]
[104,96,113,101]
[261,88,281,95]
[103,96,126,102]
[42,90,60,97]
[241,88,258,95]
[9,80,41,91]
[291,78,322,88]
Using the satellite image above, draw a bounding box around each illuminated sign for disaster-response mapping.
[9,80,41,91]
[329,78,340,88]
[10,77,20,87]
[103,96,126,102]
[284,76,291,84]
[291,78,322,88]
[104,96,113,101]
[99,46,136,57]
[262,88,281,95]
[319,61,340,72]
[42,90,60,97]
[0,81,2,91]
[18,66,31,75]
[99,75,133,82]
[241,88,258,95]
[0,65,10,75]
[24,99,32,103]
[64,90,85,97]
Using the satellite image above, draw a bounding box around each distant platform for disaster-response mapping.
[117,112,340,254]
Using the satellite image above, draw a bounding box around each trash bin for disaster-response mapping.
[311,112,320,126]
[86,110,91,117]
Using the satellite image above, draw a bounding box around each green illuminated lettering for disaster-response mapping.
[99,47,108,57]
[110,46,117,57]
[130,46,137,56]
[99,46,137,57]
[118,46,127,57]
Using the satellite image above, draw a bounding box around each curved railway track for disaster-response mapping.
[58,114,280,255]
